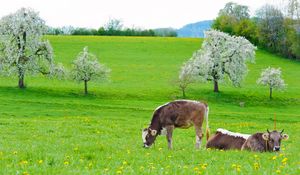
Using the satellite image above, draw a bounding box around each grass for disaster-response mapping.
[0,36,299,174]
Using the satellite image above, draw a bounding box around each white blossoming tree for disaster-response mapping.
[257,67,286,99]
[0,8,64,88]
[178,59,197,97]
[188,30,256,92]
[71,47,110,95]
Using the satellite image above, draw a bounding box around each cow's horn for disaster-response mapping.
[281,129,284,134]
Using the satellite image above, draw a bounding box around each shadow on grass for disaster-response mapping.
[176,88,300,107]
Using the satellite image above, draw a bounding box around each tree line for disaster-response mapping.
[47,19,177,37]
[212,1,300,60]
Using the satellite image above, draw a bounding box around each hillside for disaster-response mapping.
[0,36,299,174]
[177,20,213,38]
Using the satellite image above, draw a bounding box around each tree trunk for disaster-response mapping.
[269,87,272,99]
[182,88,186,98]
[214,80,219,92]
[84,80,88,95]
[18,69,25,89]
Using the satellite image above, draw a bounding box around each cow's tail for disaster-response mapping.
[205,106,210,141]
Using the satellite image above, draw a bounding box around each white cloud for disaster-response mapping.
[0,0,285,29]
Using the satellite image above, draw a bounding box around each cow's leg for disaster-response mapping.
[195,125,203,149]
[166,125,174,149]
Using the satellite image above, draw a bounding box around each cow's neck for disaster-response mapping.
[149,113,162,132]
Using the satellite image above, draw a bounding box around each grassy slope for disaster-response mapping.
[0,36,299,174]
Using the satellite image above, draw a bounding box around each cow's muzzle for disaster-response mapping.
[273,146,280,151]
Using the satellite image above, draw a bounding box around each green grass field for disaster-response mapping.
[0,36,299,174]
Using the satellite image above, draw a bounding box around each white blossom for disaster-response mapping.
[178,59,197,97]
[71,46,110,94]
[257,67,286,91]
[0,8,64,87]
[183,30,256,92]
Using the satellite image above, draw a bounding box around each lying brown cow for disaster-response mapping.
[206,128,250,150]
[142,100,209,149]
[242,129,289,152]
[206,128,289,152]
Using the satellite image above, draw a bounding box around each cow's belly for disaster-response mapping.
[175,119,193,129]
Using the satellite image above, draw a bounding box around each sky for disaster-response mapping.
[0,0,286,29]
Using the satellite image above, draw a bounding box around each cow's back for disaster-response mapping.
[158,100,206,127]
[206,131,247,150]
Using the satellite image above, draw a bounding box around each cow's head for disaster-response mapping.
[262,129,289,151]
[142,128,158,148]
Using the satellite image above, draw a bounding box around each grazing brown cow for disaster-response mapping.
[142,100,209,149]
[206,128,250,150]
[242,129,289,152]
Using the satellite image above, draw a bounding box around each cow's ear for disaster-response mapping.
[143,128,148,132]
[282,134,289,140]
[262,133,269,140]
[151,130,157,136]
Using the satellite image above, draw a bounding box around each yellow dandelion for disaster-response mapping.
[183,165,188,169]
[64,161,69,165]
[276,169,281,174]
[207,148,211,151]
[281,158,288,163]
[119,166,124,170]
[158,147,163,151]
[279,153,284,157]
[232,164,237,168]
[88,162,93,167]
[116,170,122,174]
[146,152,150,156]
[0,151,3,156]
[73,147,79,151]
[127,149,131,154]
[272,156,277,160]
[13,151,18,155]
[140,166,144,170]
[201,165,206,170]
[194,167,199,171]
[236,167,241,172]
[38,160,43,164]
[104,168,109,171]
[168,155,172,158]
[253,162,259,170]
[20,160,28,165]
[122,161,127,165]
[254,154,258,158]
[23,172,29,175]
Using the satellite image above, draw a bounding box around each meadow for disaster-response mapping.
[0,36,299,174]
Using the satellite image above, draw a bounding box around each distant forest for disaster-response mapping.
[47,19,177,37]
[212,1,300,60]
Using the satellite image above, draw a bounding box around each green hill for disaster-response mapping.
[0,36,299,174]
